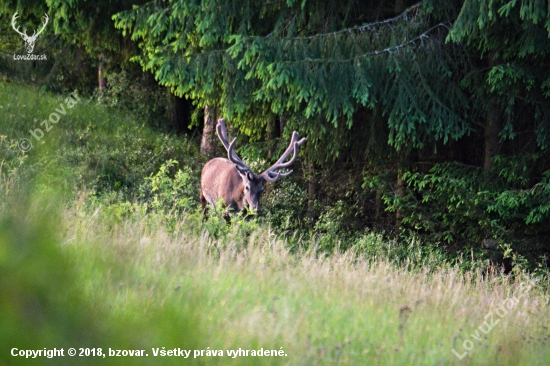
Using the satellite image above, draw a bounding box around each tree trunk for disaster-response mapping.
[484,52,502,171]
[395,151,408,230]
[98,54,106,97]
[167,90,190,133]
[173,95,189,133]
[396,170,405,230]
[267,116,283,160]
[200,104,217,156]
[264,116,285,197]
[279,116,286,138]
[308,164,318,222]
[374,189,382,223]
[44,53,62,85]
[267,117,276,160]
[484,100,502,170]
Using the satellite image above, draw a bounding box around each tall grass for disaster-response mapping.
[56,198,550,365]
[0,194,203,366]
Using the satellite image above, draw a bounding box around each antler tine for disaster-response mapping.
[260,131,306,183]
[11,12,27,37]
[33,14,49,37]
[226,136,249,173]
[274,132,307,168]
[216,118,230,148]
[216,118,252,174]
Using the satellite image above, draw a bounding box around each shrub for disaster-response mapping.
[385,157,550,270]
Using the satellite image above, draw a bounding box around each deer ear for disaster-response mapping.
[235,164,255,181]
[235,165,248,181]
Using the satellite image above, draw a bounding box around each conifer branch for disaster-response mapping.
[414,61,465,125]
[275,22,450,65]
[263,2,422,40]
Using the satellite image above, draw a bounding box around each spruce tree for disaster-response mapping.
[114,0,473,165]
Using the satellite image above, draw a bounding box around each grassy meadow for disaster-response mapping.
[1,81,550,365]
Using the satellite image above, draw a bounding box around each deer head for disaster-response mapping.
[200,118,306,219]
[12,12,49,54]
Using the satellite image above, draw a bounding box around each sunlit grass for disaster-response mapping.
[60,200,550,365]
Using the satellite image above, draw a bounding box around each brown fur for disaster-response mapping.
[200,158,263,216]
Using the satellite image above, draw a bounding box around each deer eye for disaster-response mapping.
[244,185,250,191]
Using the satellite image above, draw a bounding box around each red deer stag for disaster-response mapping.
[200,118,306,220]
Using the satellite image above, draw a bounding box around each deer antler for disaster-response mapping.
[260,131,306,183]
[11,12,27,37]
[30,14,49,39]
[216,119,253,175]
